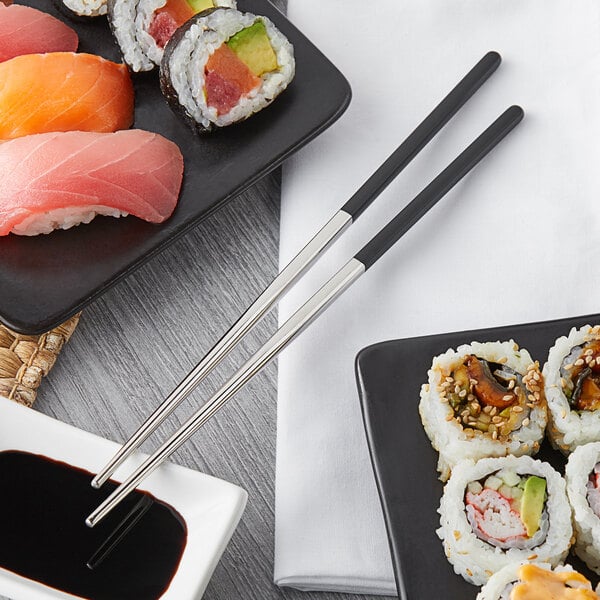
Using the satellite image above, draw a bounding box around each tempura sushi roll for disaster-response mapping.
[160,8,294,131]
[108,0,236,71]
[476,562,599,599]
[565,442,600,574]
[419,341,546,481]
[544,325,600,453]
[438,455,572,586]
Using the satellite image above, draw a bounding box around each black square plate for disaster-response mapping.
[355,314,600,599]
[0,0,351,334]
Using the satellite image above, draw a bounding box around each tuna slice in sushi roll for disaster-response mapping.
[108,0,236,71]
[438,455,572,586]
[544,325,600,453]
[160,8,294,131]
[476,562,599,599]
[419,340,547,481]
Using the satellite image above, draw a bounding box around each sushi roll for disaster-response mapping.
[160,8,294,131]
[108,0,236,71]
[565,442,600,574]
[438,455,572,585]
[419,341,546,481]
[476,562,599,599]
[61,0,108,17]
[544,325,600,453]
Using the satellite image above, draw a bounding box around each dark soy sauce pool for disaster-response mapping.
[0,451,187,599]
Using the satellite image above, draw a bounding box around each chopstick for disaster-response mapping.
[86,104,524,527]
[91,51,502,490]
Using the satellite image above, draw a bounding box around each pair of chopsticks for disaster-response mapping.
[87,50,522,527]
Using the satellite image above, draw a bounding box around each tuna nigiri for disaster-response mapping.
[0,52,134,140]
[0,4,78,62]
[0,130,184,236]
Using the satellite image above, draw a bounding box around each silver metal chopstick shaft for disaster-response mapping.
[91,210,352,489]
[86,258,365,527]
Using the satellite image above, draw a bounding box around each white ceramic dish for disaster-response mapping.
[0,396,247,600]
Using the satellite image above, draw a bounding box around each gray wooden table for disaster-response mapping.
[30,177,390,600]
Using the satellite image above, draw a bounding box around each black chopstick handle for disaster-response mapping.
[341,51,501,220]
[355,105,524,270]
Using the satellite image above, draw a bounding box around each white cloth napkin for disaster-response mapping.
[274,0,600,594]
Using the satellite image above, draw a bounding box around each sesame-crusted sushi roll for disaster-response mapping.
[438,456,572,586]
[108,0,236,71]
[476,562,599,599]
[566,442,600,574]
[419,341,547,481]
[544,325,600,454]
[160,8,294,131]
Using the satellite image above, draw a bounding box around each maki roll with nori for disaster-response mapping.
[566,442,600,574]
[544,325,600,453]
[419,341,546,481]
[108,0,236,71]
[476,562,600,599]
[438,455,572,585]
[160,8,294,131]
[61,0,107,17]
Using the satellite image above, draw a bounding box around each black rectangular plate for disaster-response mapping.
[0,0,351,334]
[355,314,600,599]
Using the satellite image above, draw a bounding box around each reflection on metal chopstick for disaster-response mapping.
[91,51,502,490]
[86,494,153,569]
[87,104,524,527]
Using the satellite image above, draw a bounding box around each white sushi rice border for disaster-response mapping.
[12,207,129,236]
[419,340,547,481]
[110,0,236,72]
[63,0,107,17]
[165,8,295,128]
[475,562,596,599]
[543,325,600,453]
[566,442,600,574]
[438,455,572,586]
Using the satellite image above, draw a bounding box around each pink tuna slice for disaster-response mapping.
[148,11,177,49]
[466,489,527,542]
[0,130,184,236]
[0,4,78,63]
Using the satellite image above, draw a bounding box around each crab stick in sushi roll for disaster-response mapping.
[420,341,547,481]
[565,442,600,574]
[438,455,572,586]
[544,325,600,453]
[476,562,600,599]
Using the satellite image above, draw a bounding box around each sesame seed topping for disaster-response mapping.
[502,394,513,401]
[575,358,585,366]
[522,418,531,427]
[512,406,524,413]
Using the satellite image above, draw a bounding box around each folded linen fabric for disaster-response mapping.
[275,0,600,594]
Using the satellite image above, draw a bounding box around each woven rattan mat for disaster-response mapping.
[0,315,80,407]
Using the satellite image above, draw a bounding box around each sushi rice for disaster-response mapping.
[62,0,108,17]
[419,340,546,481]
[438,455,572,586]
[161,8,294,130]
[476,562,599,599]
[566,442,600,574]
[108,0,235,72]
[544,325,600,453]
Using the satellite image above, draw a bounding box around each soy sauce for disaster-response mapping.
[0,451,187,599]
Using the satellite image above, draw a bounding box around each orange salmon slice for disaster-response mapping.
[0,52,134,139]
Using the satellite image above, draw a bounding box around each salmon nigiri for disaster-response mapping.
[0,130,184,236]
[0,52,134,139]
[0,4,78,62]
